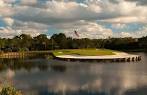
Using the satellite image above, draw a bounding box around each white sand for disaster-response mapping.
[56,52,139,59]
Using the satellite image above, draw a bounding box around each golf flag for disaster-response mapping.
[74,30,79,37]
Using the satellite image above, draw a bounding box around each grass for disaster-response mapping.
[52,49,116,56]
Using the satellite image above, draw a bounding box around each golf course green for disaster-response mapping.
[52,49,116,56]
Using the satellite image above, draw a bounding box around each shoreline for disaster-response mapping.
[0,50,142,62]
[55,52,141,62]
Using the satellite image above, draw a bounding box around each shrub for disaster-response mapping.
[0,86,22,95]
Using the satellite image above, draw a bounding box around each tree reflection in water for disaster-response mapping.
[50,65,66,72]
[0,58,67,72]
[124,86,147,95]
[0,52,147,95]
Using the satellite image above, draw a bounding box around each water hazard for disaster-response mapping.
[0,52,147,95]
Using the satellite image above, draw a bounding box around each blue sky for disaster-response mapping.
[102,23,144,32]
[0,0,147,38]
[0,17,6,27]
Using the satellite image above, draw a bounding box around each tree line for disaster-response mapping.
[0,33,147,52]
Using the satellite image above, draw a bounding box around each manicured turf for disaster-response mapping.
[53,49,115,56]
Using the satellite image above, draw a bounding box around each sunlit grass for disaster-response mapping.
[53,49,115,56]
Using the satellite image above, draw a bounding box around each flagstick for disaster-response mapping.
[52,38,53,50]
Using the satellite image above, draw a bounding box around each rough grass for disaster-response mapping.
[53,49,115,56]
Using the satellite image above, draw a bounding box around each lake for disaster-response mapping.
[0,52,147,95]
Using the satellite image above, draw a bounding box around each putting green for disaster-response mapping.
[52,49,115,56]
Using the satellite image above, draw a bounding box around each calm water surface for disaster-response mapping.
[0,52,147,95]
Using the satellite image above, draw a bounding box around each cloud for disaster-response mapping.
[126,0,147,5]
[11,20,49,37]
[111,23,127,29]
[120,32,133,37]
[3,17,14,26]
[102,17,147,24]
[0,26,48,38]
[0,6,15,17]
[0,19,49,38]
[10,0,147,24]
[0,27,20,38]
[136,26,147,37]
[113,26,147,38]
[57,20,113,39]
[1,0,147,24]
[0,0,147,38]
[20,0,37,6]
[11,1,102,25]
[0,0,5,7]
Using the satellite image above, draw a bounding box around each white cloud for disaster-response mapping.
[0,0,147,38]
[57,21,113,39]
[136,26,147,37]
[0,27,20,38]
[0,0,15,7]
[113,26,147,38]
[9,1,102,25]
[20,0,37,6]
[0,0,5,7]
[1,0,147,23]
[16,1,147,24]
[18,28,48,37]
[11,20,49,37]
[3,17,14,26]
[101,17,147,24]
[127,0,147,5]
[0,6,15,17]
[0,26,48,38]
[120,32,133,37]
[111,23,127,29]
[0,20,49,38]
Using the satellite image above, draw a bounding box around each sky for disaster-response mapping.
[0,0,147,38]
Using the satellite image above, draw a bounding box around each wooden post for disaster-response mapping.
[127,58,131,62]
[132,57,135,62]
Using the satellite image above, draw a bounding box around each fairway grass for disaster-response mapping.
[53,49,116,56]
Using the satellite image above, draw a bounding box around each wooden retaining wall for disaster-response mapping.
[0,51,52,58]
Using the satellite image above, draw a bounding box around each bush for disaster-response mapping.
[0,86,22,95]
